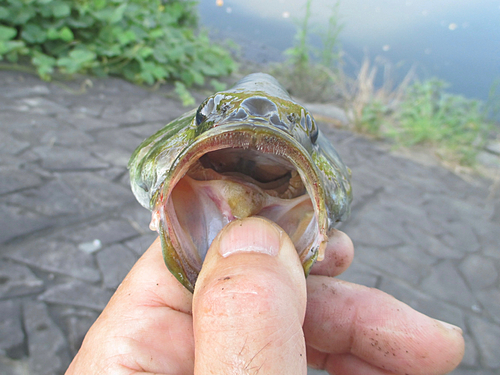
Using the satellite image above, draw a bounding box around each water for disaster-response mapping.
[198,0,500,102]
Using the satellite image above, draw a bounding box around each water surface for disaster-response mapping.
[199,0,500,102]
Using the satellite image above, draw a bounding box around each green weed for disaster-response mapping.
[0,0,237,104]
[270,0,343,102]
[389,79,494,165]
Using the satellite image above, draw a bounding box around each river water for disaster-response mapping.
[198,0,500,102]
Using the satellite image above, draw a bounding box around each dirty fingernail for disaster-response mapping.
[219,218,281,258]
[435,319,463,334]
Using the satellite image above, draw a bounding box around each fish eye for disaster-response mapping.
[195,109,206,126]
[195,97,215,126]
[306,114,319,144]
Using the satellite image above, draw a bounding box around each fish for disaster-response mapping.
[128,73,352,292]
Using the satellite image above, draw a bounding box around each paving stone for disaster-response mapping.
[451,368,496,375]
[85,143,131,168]
[485,141,500,155]
[123,232,159,256]
[0,356,28,375]
[96,244,138,289]
[1,111,60,133]
[59,172,135,210]
[459,255,498,290]
[97,166,128,182]
[92,128,146,153]
[379,278,465,329]
[441,222,481,254]
[0,131,30,155]
[392,244,438,268]
[423,195,460,224]
[421,261,476,309]
[0,204,56,244]
[24,300,70,375]
[0,167,43,196]
[121,205,153,234]
[406,225,463,259]
[468,316,500,369]
[336,261,380,287]
[345,221,404,248]
[3,178,84,217]
[476,289,500,325]
[474,221,500,259]
[1,84,51,98]
[39,280,113,311]
[0,262,44,298]
[0,300,24,356]
[477,151,500,169]
[101,102,171,124]
[5,240,101,283]
[62,219,140,246]
[59,113,118,131]
[17,97,70,115]
[462,333,479,367]
[58,307,99,355]
[39,128,94,147]
[355,245,423,285]
[126,122,168,138]
[33,145,110,171]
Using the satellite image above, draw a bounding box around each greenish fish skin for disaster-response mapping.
[129,73,352,291]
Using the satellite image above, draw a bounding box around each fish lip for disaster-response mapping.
[157,122,329,262]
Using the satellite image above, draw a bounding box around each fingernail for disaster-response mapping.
[435,319,463,335]
[219,218,281,258]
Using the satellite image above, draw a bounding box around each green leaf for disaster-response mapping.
[47,26,74,41]
[94,3,127,24]
[0,6,10,20]
[117,29,137,46]
[0,40,25,56]
[174,81,195,106]
[21,24,47,44]
[69,49,96,63]
[57,48,96,73]
[0,26,17,41]
[52,2,71,18]
[32,51,56,80]
[59,26,74,41]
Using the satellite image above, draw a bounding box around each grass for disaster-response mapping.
[268,0,498,169]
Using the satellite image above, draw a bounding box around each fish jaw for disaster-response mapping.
[153,123,329,291]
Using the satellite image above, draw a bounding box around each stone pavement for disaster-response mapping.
[0,70,499,375]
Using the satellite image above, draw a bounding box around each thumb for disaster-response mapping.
[192,217,308,375]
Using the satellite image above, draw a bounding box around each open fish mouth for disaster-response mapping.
[129,73,352,292]
[151,123,328,291]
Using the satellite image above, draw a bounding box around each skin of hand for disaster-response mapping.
[65,217,464,375]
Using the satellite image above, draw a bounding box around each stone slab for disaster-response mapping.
[33,145,110,171]
[0,261,44,298]
[0,204,56,245]
[96,244,138,289]
[62,219,140,247]
[379,278,466,329]
[123,233,159,256]
[468,316,500,369]
[39,280,113,311]
[0,356,28,375]
[421,261,476,309]
[0,167,43,196]
[5,240,101,283]
[0,300,24,356]
[459,255,498,290]
[24,300,70,375]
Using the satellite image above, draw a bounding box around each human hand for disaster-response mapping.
[66,217,464,375]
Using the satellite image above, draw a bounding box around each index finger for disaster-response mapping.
[304,276,464,375]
